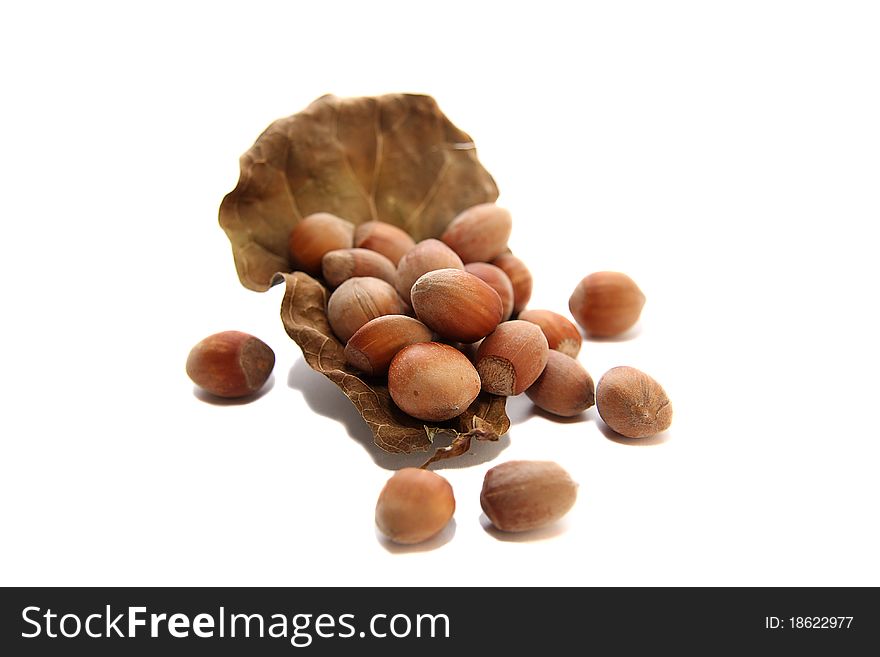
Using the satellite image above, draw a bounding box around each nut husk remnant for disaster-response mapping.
[596,366,672,438]
[481,460,577,533]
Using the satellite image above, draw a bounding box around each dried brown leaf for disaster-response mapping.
[220,93,499,291]
[278,272,510,457]
[222,94,506,462]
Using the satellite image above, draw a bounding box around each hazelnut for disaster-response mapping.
[475,320,549,396]
[326,277,404,343]
[569,272,645,337]
[388,342,481,421]
[344,315,433,376]
[441,203,512,263]
[186,331,275,398]
[376,468,455,544]
[491,253,533,314]
[480,461,577,533]
[596,366,672,438]
[525,351,595,417]
[287,213,355,275]
[321,248,397,288]
[410,269,503,343]
[464,262,515,321]
[517,309,582,357]
[354,220,416,266]
[395,239,464,306]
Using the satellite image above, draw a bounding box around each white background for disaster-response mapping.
[1,1,878,586]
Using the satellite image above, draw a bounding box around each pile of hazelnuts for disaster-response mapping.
[286,203,671,438]
[186,203,673,545]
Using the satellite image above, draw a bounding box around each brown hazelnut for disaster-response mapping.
[354,220,417,265]
[475,320,549,396]
[517,309,582,357]
[186,331,275,398]
[326,277,404,343]
[376,468,455,544]
[287,213,354,275]
[480,461,577,533]
[569,272,645,337]
[395,239,464,306]
[596,366,672,438]
[321,248,397,288]
[388,342,481,421]
[525,351,595,417]
[491,253,533,314]
[464,262,515,321]
[344,315,433,376]
[410,269,503,343]
[441,203,512,263]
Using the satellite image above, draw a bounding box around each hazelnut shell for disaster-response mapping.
[596,366,672,438]
[518,309,582,357]
[525,351,595,417]
[376,468,455,544]
[491,253,533,314]
[344,315,433,376]
[287,213,354,275]
[569,271,645,337]
[388,342,481,421]
[480,460,577,533]
[186,331,275,398]
[441,203,512,263]
[411,268,503,343]
[326,277,403,343]
[475,320,549,396]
